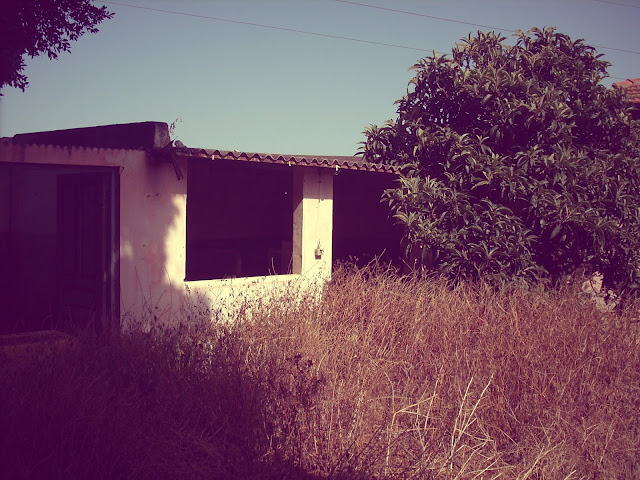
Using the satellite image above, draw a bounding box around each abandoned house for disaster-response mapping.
[0,122,401,334]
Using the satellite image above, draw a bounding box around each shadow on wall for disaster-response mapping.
[118,151,192,330]
[0,127,336,479]
[0,147,210,335]
[118,155,317,331]
[0,163,125,334]
[0,121,403,335]
[0,145,321,334]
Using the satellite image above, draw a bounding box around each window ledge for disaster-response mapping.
[185,274,301,290]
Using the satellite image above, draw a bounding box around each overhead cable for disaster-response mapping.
[334,0,640,55]
[97,1,633,80]
[592,0,640,8]
[98,1,431,52]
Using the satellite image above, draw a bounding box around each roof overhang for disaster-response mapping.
[171,147,399,174]
[2,121,400,176]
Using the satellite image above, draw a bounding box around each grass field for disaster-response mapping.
[1,265,639,479]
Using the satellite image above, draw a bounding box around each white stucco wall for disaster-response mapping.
[293,167,333,278]
[117,150,188,326]
[0,142,336,330]
[182,166,334,324]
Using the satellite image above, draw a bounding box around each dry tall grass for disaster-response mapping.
[1,265,639,479]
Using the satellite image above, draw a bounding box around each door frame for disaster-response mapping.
[56,168,119,335]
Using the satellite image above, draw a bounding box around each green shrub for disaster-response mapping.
[361,28,640,296]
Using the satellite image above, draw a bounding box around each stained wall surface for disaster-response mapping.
[0,142,339,331]
[0,145,125,332]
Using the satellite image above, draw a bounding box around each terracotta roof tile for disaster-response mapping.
[173,147,398,174]
[3,122,399,174]
[613,78,640,104]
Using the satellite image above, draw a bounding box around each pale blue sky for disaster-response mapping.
[1,0,638,155]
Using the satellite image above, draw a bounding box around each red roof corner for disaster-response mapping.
[613,78,640,104]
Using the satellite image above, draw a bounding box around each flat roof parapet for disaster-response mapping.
[12,121,170,150]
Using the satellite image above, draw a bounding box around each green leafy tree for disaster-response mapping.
[0,0,113,93]
[361,28,640,295]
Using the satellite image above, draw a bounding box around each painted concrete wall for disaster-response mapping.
[0,142,334,330]
[293,167,333,278]
[183,165,333,324]
[117,150,189,325]
[0,143,184,328]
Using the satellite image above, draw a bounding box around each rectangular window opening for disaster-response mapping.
[186,159,294,281]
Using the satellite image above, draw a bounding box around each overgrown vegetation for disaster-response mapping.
[2,266,639,479]
[361,28,640,297]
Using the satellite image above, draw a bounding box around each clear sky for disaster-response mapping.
[1,0,638,155]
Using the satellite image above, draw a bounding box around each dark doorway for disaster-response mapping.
[332,170,403,268]
[57,173,117,333]
[0,164,118,334]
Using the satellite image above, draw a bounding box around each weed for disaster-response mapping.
[1,265,638,478]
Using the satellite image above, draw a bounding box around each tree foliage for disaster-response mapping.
[0,0,113,93]
[361,28,640,295]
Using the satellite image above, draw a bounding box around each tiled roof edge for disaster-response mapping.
[173,147,399,174]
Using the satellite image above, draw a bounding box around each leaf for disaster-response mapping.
[361,26,640,295]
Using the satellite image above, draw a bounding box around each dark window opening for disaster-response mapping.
[186,159,293,280]
[332,170,403,268]
[0,163,118,334]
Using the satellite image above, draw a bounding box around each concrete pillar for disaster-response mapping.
[292,167,333,280]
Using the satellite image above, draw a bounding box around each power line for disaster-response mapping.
[335,0,515,33]
[335,0,640,56]
[593,0,640,8]
[97,1,632,80]
[98,1,431,53]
